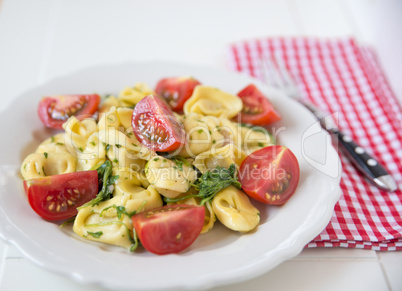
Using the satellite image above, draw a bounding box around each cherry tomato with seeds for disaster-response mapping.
[131,94,186,152]
[132,204,205,255]
[239,145,300,205]
[23,171,99,221]
[37,94,101,129]
[155,77,201,112]
[236,84,281,125]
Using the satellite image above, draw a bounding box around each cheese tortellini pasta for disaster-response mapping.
[118,83,155,107]
[178,113,226,157]
[73,195,136,249]
[212,186,260,232]
[21,152,77,180]
[145,156,197,198]
[194,144,246,174]
[184,86,242,119]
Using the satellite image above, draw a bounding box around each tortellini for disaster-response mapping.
[73,195,135,249]
[107,144,146,171]
[98,95,120,116]
[145,156,197,198]
[194,144,246,174]
[116,107,135,130]
[124,185,163,213]
[63,117,97,156]
[98,106,122,131]
[113,166,150,193]
[21,152,77,180]
[98,128,153,161]
[35,133,69,154]
[76,132,107,171]
[118,83,155,107]
[73,184,162,249]
[212,186,260,232]
[178,113,225,157]
[219,119,275,151]
[98,106,134,133]
[184,86,242,119]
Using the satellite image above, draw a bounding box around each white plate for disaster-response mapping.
[0,61,341,290]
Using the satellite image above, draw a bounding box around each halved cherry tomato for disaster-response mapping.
[236,84,281,125]
[23,171,99,221]
[131,94,185,152]
[37,94,101,129]
[155,77,201,112]
[238,145,299,205]
[132,204,205,255]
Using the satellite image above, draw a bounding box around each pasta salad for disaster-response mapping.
[20,77,300,255]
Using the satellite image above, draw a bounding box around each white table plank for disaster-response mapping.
[292,0,355,37]
[0,249,390,291]
[0,0,57,110]
[40,0,299,78]
[378,251,402,291]
[343,0,402,103]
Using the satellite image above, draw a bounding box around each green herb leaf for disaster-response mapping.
[59,216,76,228]
[100,204,137,219]
[165,164,241,205]
[169,156,190,172]
[87,231,103,238]
[130,228,139,252]
[108,175,120,184]
[78,160,114,208]
[43,152,48,159]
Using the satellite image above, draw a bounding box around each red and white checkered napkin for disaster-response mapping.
[227,38,402,251]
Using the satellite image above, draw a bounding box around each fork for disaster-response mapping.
[261,55,397,192]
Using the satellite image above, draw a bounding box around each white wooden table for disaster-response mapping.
[0,0,401,290]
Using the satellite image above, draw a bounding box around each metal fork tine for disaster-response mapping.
[261,54,284,88]
[274,54,298,91]
[259,55,270,84]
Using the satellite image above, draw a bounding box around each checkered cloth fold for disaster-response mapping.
[227,38,402,251]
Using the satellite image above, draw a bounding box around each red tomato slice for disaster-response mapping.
[131,95,186,152]
[23,171,99,221]
[37,94,101,129]
[239,145,300,205]
[132,204,205,255]
[236,84,281,125]
[155,77,201,112]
